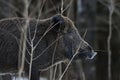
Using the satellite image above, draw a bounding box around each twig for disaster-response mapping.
[107,0,114,80]
[28,42,34,80]
[53,64,58,80]
[50,39,58,80]
[61,0,64,14]
[18,0,29,79]
[33,35,62,61]
[32,0,46,42]
[33,22,60,50]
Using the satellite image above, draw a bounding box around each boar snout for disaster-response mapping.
[78,44,97,60]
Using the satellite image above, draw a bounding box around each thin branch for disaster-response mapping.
[32,0,46,42]
[50,38,58,80]
[18,0,30,79]
[63,0,73,14]
[53,64,58,80]
[33,22,59,50]
[61,0,64,14]
[28,42,34,80]
[107,0,114,80]
[33,36,62,61]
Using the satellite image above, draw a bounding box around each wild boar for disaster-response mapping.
[0,14,96,80]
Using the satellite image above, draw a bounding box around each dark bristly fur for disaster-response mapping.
[0,14,96,80]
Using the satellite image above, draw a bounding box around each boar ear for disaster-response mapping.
[51,14,65,33]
